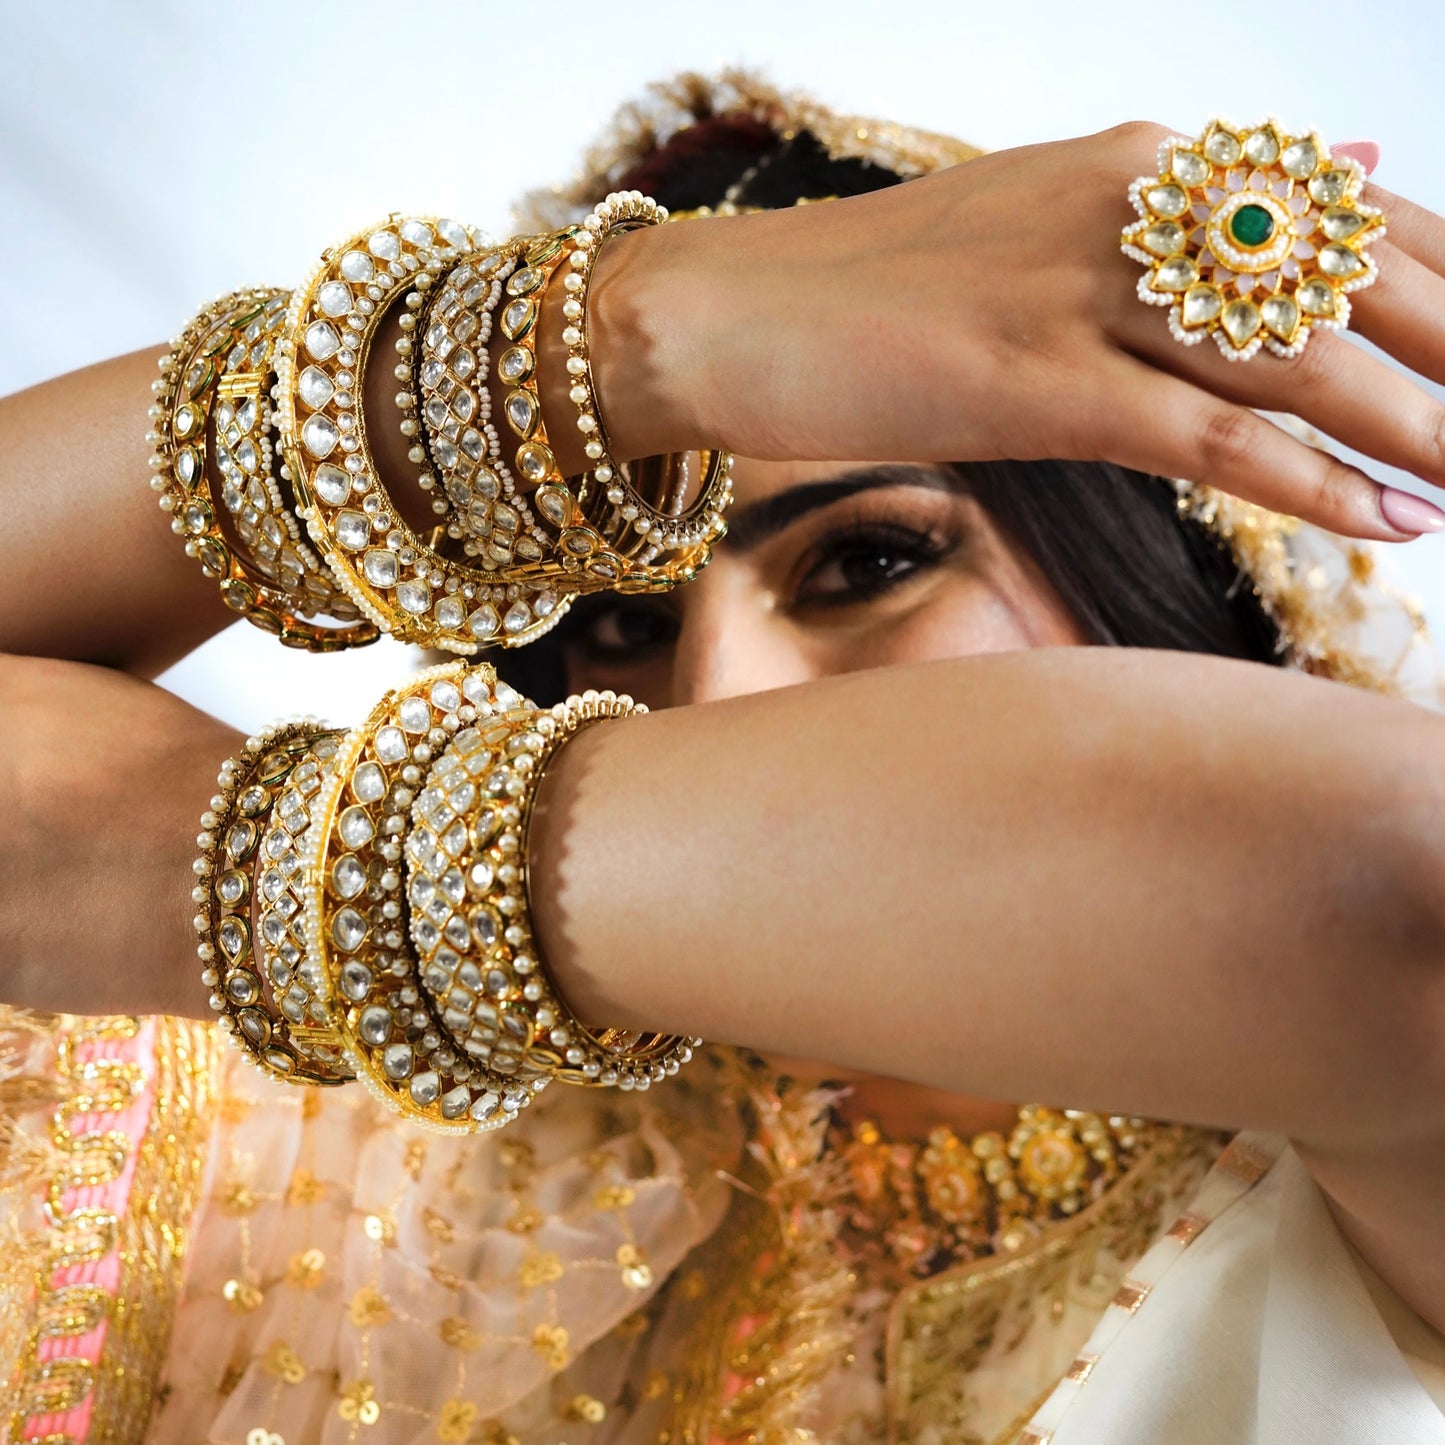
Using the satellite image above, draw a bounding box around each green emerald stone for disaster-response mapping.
[1229,204,1274,248]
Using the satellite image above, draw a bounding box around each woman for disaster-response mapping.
[1,70,1443,1442]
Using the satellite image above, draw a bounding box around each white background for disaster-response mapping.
[3,0,1441,729]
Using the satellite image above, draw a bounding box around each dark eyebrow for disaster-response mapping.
[721,464,959,554]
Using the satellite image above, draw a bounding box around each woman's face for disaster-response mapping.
[558,459,1087,704]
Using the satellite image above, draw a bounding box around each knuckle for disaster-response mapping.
[1313,455,1363,520]
[1109,119,1171,151]
[1195,407,1262,473]
[1424,407,1445,481]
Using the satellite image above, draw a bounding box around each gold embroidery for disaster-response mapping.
[1065,1353,1097,1383]
[1111,1281,1150,1314]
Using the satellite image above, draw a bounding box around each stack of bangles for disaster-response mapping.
[193,664,697,1130]
[148,194,734,651]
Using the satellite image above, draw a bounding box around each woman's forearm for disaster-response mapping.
[531,647,1445,1150]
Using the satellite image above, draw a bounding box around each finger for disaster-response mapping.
[1354,180,1445,277]
[1120,303,1445,491]
[1092,356,1445,541]
[1337,242,1445,389]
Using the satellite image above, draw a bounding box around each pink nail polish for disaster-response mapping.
[1333,140,1381,176]
[1379,487,1445,536]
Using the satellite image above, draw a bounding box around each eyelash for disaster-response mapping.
[568,511,957,661]
[790,519,953,609]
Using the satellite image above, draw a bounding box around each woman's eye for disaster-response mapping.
[574,600,679,658]
[793,525,946,607]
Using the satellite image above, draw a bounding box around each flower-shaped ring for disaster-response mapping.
[1123,120,1385,361]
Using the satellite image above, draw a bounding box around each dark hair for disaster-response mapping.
[498,120,1284,703]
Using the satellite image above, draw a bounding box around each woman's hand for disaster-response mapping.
[592,122,1445,541]
[0,653,237,1018]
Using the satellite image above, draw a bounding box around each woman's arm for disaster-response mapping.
[6,124,1445,672]
[6,645,1443,1321]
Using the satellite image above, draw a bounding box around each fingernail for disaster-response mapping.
[1379,487,1445,536]
[1333,139,1381,176]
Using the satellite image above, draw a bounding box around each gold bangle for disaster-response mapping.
[149,289,378,651]
[193,721,351,1083]
[408,685,699,1089]
[557,192,734,593]
[276,215,574,652]
[303,661,550,1130]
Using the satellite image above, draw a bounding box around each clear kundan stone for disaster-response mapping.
[453,350,475,381]
[375,726,408,762]
[369,230,401,260]
[218,919,247,959]
[399,696,432,733]
[305,321,340,360]
[1171,149,1210,186]
[409,1071,441,1106]
[1221,299,1263,347]
[335,511,370,550]
[360,1006,392,1045]
[434,597,465,630]
[517,443,553,482]
[314,463,351,504]
[239,1010,271,1044]
[1204,128,1242,166]
[1261,294,1301,341]
[492,503,519,534]
[461,672,492,706]
[227,820,257,858]
[338,806,375,848]
[1140,221,1185,256]
[430,681,462,713]
[433,437,459,469]
[174,404,199,437]
[318,281,353,317]
[1321,206,1366,241]
[420,359,445,389]
[472,467,499,499]
[177,447,198,483]
[400,219,433,246]
[505,392,536,434]
[508,267,542,295]
[534,486,570,524]
[1303,269,1354,323]
[234,439,258,474]
[1145,184,1188,218]
[438,219,469,248]
[1319,242,1365,278]
[498,347,531,383]
[1152,256,1198,292]
[502,300,534,336]
[397,580,431,614]
[470,907,499,948]
[351,762,386,803]
[452,390,475,423]
[340,960,374,1001]
[340,250,375,283]
[1309,170,1350,206]
[299,366,335,409]
[441,1086,470,1119]
[225,971,259,1005]
[1243,129,1279,165]
[534,591,557,617]
[1280,140,1318,178]
[1181,284,1224,327]
[503,601,532,633]
[471,1092,501,1121]
[383,1043,414,1079]
[363,549,399,587]
[302,414,339,459]
[468,604,500,639]
[444,916,470,951]
[332,854,367,899]
[459,428,485,462]
[217,870,248,905]
[332,907,368,952]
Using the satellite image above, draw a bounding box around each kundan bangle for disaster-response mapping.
[275,215,574,651]
[406,684,697,1089]
[193,721,352,1084]
[150,289,378,650]
[556,192,733,590]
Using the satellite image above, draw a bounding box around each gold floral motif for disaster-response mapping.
[531,1323,570,1371]
[262,1341,307,1385]
[518,1251,565,1290]
[284,1247,325,1289]
[348,1284,392,1327]
[436,1398,477,1441]
[338,1377,381,1424]
[439,1316,481,1351]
